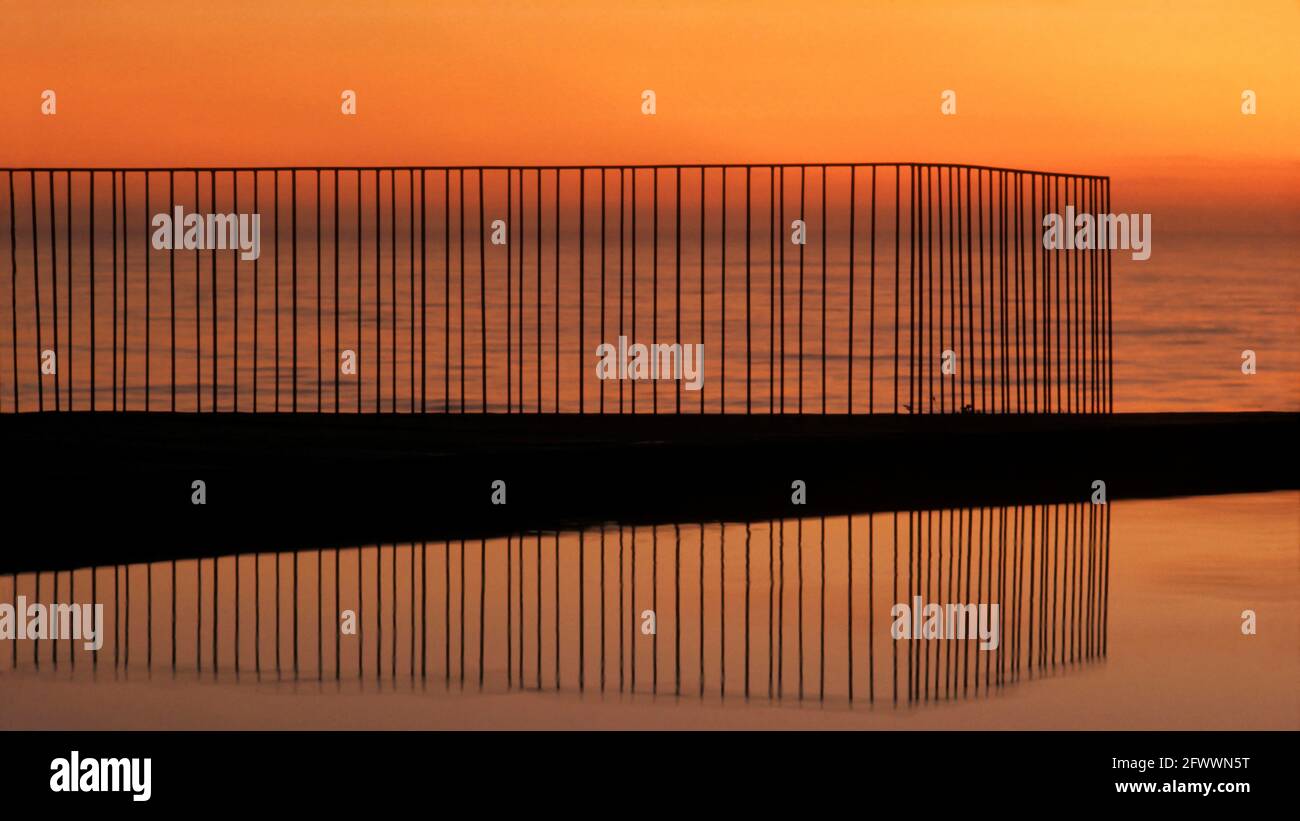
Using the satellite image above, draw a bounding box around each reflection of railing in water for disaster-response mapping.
[2,503,1110,706]
[1,164,1112,414]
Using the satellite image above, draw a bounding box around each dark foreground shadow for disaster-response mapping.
[0,411,1291,572]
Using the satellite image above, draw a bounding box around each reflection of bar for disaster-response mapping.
[2,503,1111,710]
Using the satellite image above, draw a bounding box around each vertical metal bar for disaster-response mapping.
[720,167,727,414]
[1000,171,1009,412]
[927,166,935,413]
[652,168,658,413]
[316,170,322,412]
[507,170,513,414]
[409,170,415,413]
[1009,172,1018,413]
[1077,177,1085,412]
[1092,177,1101,412]
[121,174,131,409]
[194,171,201,412]
[1040,174,1050,411]
[681,166,691,413]
[65,172,72,410]
[1031,174,1039,411]
[1088,177,1097,412]
[480,168,486,410]
[110,171,117,411]
[232,173,239,409]
[759,168,769,410]
[626,170,631,413]
[444,171,451,412]
[601,170,607,413]
[459,170,465,412]
[49,172,60,411]
[1053,175,1061,413]
[143,173,150,410]
[392,170,399,412]
[908,166,916,413]
[31,172,44,411]
[554,171,560,412]
[1105,178,1113,413]
[1076,176,1086,413]
[954,168,963,413]
[274,171,280,412]
[798,166,805,414]
[166,172,173,411]
[1013,175,1024,413]
[963,168,973,409]
[915,166,924,412]
[210,171,217,412]
[1015,172,1024,413]
[536,170,542,413]
[376,171,383,413]
[820,165,827,414]
[988,170,996,412]
[420,170,427,413]
[253,173,260,412]
[90,172,96,411]
[978,170,986,411]
[7,172,18,411]
[1067,176,1075,412]
[936,166,945,414]
[1065,175,1074,413]
[357,171,363,413]
[982,171,993,415]
[580,168,586,413]
[847,166,857,413]
[518,170,525,412]
[616,168,621,410]
[340,168,345,410]
[893,166,900,414]
[869,166,877,415]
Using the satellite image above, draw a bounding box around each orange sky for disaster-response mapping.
[1,1,1297,228]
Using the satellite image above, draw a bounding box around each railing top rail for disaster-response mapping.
[0,163,1110,180]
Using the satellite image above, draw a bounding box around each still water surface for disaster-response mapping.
[1,492,1295,729]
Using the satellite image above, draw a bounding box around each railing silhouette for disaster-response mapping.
[1,164,1112,415]
[4,503,1110,706]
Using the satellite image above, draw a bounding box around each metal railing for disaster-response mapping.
[0,164,1112,414]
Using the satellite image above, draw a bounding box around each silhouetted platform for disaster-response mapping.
[1,411,1294,572]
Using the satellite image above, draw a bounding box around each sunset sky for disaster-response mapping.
[2,0,1296,231]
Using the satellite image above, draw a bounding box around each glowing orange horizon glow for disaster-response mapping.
[1,1,1296,226]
